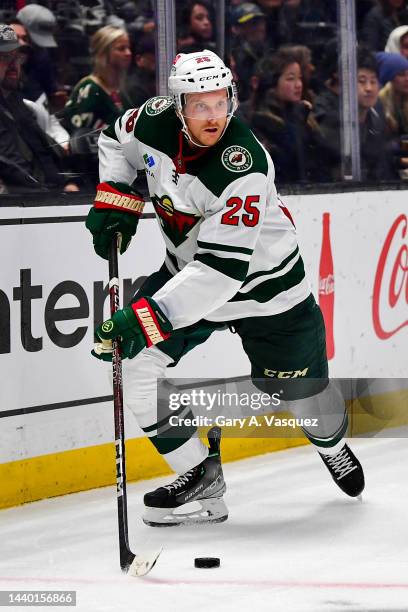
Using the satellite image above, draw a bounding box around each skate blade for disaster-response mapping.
[143,497,228,527]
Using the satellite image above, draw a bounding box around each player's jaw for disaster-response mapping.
[186,116,227,147]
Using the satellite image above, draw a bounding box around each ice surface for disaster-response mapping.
[1,437,408,612]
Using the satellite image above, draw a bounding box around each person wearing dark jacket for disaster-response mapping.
[123,34,156,108]
[314,48,397,181]
[0,24,77,193]
[250,49,332,184]
[230,3,268,102]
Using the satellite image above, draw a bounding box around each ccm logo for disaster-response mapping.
[264,368,309,378]
[199,75,219,80]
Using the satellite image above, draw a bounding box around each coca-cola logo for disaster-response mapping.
[372,214,408,339]
[319,274,334,295]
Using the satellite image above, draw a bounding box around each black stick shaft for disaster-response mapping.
[108,237,135,572]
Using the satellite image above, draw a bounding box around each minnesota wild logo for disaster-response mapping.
[145,96,173,116]
[221,145,253,173]
[151,194,200,247]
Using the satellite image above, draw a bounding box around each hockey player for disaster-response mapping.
[86,50,365,527]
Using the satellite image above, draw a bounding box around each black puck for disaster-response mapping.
[194,557,220,569]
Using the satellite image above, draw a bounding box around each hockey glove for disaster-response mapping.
[86,181,144,260]
[92,297,172,361]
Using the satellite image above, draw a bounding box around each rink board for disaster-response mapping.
[1,191,407,508]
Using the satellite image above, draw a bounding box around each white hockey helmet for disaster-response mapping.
[168,50,238,146]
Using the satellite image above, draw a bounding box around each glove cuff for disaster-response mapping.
[131,297,172,347]
[94,182,144,216]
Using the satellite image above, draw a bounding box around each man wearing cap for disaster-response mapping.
[14,4,66,110]
[230,2,268,101]
[0,23,77,192]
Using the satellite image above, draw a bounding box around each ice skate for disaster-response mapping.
[319,444,365,498]
[143,427,228,527]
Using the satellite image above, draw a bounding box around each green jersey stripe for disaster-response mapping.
[166,249,180,272]
[141,404,186,433]
[197,240,253,256]
[148,428,197,454]
[103,122,119,142]
[230,256,305,303]
[242,246,300,287]
[303,413,349,448]
[195,253,249,281]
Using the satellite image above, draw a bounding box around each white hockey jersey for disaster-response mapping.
[98,96,311,329]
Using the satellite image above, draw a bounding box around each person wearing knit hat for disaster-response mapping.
[63,25,132,138]
[377,50,408,166]
[376,50,408,85]
[385,25,408,57]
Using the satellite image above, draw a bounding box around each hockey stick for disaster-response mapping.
[108,236,162,577]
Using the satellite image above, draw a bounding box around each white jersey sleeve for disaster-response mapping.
[98,108,145,184]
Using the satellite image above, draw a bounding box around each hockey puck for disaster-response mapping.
[194,557,220,569]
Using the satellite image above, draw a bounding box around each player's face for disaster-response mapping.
[277,62,303,103]
[109,35,132,71]
[183,89,229,146]
[357,69,379,110]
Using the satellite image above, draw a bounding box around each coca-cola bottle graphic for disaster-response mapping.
[319,212,335,360]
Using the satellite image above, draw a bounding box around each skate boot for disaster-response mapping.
[143,427,228,527]
[319,443,365,498]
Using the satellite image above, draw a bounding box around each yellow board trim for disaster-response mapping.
[0,435,307,510]
[1,389,407,510]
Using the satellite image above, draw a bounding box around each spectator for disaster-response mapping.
[255,0,284,50]
[230,2,268,102]
[312,38,340,152]
[377,51,408,134]
[361,0,408,52]
[249,48,331,183]
[177,1,215,53]
[16,4,68,111]
[357,52,398,180]
[63,25,132,134]
[281,44,318,103]
[314,48,397,181]
[123,33,156,108]
[0,24,78,193]
[385,24,408,56]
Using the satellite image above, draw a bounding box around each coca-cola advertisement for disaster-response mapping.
[319,212,335,360]
[289,191,408,378]
[372,214,408,340]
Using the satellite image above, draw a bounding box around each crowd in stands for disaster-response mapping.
[1,0,408,194]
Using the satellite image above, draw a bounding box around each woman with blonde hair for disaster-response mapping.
[376,51,408,134]
[63,25,132,133]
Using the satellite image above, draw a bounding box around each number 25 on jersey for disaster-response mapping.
[221,196,260,227]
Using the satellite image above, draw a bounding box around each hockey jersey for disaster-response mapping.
[98,96,311,329]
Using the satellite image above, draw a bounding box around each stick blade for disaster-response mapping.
[127,547,163,577]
